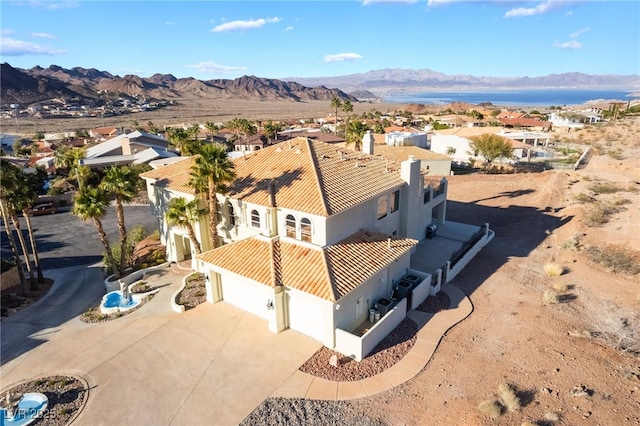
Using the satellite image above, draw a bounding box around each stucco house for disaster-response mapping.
[141,137,492,360]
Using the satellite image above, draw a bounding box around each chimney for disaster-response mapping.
[120,136,131,155]
[362,130,374,155]
[268,180,277,207]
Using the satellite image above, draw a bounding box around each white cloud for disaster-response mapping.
[0,37,67,56]
[505,0,576,18]
[31,32,57,39]
[324,53,363,63]
[25,1,80,10]
[165,22,175,26]
[1,29,16,36]
[570,27,590,38]
[565,10,573,16]
[427,0,462,6]
[283,26,294,32]
[211,17,281,33]
[185,61,248,75]
[553,40,581,49]
[363,0,418,5]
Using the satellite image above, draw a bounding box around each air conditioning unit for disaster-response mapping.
[375,298,393,316]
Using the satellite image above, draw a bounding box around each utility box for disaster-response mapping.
[426,224,437,239]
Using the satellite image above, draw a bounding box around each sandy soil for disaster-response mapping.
[350,116,640,425]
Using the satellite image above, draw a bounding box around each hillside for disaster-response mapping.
[0,63,359,105]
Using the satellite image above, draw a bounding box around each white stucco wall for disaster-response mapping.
[430,134,475,163]
[217,270,274,320]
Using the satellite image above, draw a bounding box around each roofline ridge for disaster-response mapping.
[319,247,338,303]
[306,139,331,216]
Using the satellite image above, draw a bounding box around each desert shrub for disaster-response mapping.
[561,233,582,250]
[591,302,640,354]
[102,225,151,275]
[586,245,640,275]
[478,399,503,418]
[521,422,539,426]
[543,289,559,304]
[498,383,521,411]
[552,282,570,292]
[588,182,622,194]
[584,202,620,227]
[574,192,595,204]
[544,262,564,277]
[607,149,625,160]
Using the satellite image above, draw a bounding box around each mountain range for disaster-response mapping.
[284,68,640,94]
[1,62,639,106]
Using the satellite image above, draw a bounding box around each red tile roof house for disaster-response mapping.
[141,137,493,361]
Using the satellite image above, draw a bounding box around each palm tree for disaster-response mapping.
[72,186,120,278]
[189,144,236,249]
[6,188,37,288]
[167,127,195,155]
[330,97,342,135]
[342,100,353,138]
[166,197,206,254]
[100,166,142,277]
[205,121,219,141]
[0,160,28,295]
[263,121,282,144]
[345,121,370,151]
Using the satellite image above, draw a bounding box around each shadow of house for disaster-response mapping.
[443,199,573,297]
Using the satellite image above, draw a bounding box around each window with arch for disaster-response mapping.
[228,203,236,226]
[300,218,312,242]
[285,214,296,238]
[251,209,260,228]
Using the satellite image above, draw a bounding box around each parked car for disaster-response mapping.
[26,203,57,216]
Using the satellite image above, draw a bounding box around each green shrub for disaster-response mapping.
[544,262,564,277]
[574,192,595,204]
[543,289,560,304]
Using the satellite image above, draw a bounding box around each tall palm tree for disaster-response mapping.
[330,97,342,135]
[72,186,120,278]
[100,166,141,277]
[167,127,195,155]
[342,100,353,138]
[0,160,28,295]
[189,144,236,249]
[6,190,37,288]
[205,121,219,141]
[166,197,206,254]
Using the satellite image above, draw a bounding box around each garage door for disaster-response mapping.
[287,290,325,342]
[221,277,269,320]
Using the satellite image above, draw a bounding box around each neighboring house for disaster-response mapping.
[384,130,430,149]
[89,126,120,141]
[141,137,493,361]
[81,130,177,168]
[431,126,551,163]
[233,134,267,152]
[498,117,551,132]
[368,132,451,176]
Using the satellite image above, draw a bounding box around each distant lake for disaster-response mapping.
[381,89,637,107]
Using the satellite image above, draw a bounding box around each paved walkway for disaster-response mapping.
[1,265,472,425]
[271,284,473,401]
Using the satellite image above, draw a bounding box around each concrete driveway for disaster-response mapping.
[0,265,321,426]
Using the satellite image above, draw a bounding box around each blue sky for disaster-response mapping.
[1,1,639,80]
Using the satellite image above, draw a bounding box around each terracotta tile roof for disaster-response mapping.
[499,118,551,128]
[140,156,196,195]
[197,230,418,302]
[228,137,406,216]
[141,138,409,216]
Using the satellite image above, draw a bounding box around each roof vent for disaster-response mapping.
[295,148,301,154]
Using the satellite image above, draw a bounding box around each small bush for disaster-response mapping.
[544,262,564,277]
[552,282,570,292]
[543,289,559,304]
[498,383,521,411]
[587,245,640,275]
[584,202,620,227]
[561,233,582,250]
[574,192,595,204]
[478,399,503,418]
[588,182,622,194]
[608,149,625,160]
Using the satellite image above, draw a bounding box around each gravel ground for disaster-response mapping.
[299,318,418,382]
[176,272,206,310]
[415,292,451,313]
[240,398,387,426]
[1,375,87,426]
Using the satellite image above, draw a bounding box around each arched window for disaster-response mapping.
[300,218,312,242]
[285,214,296,238]
[228,203,236,226]
[251,209,260,228]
